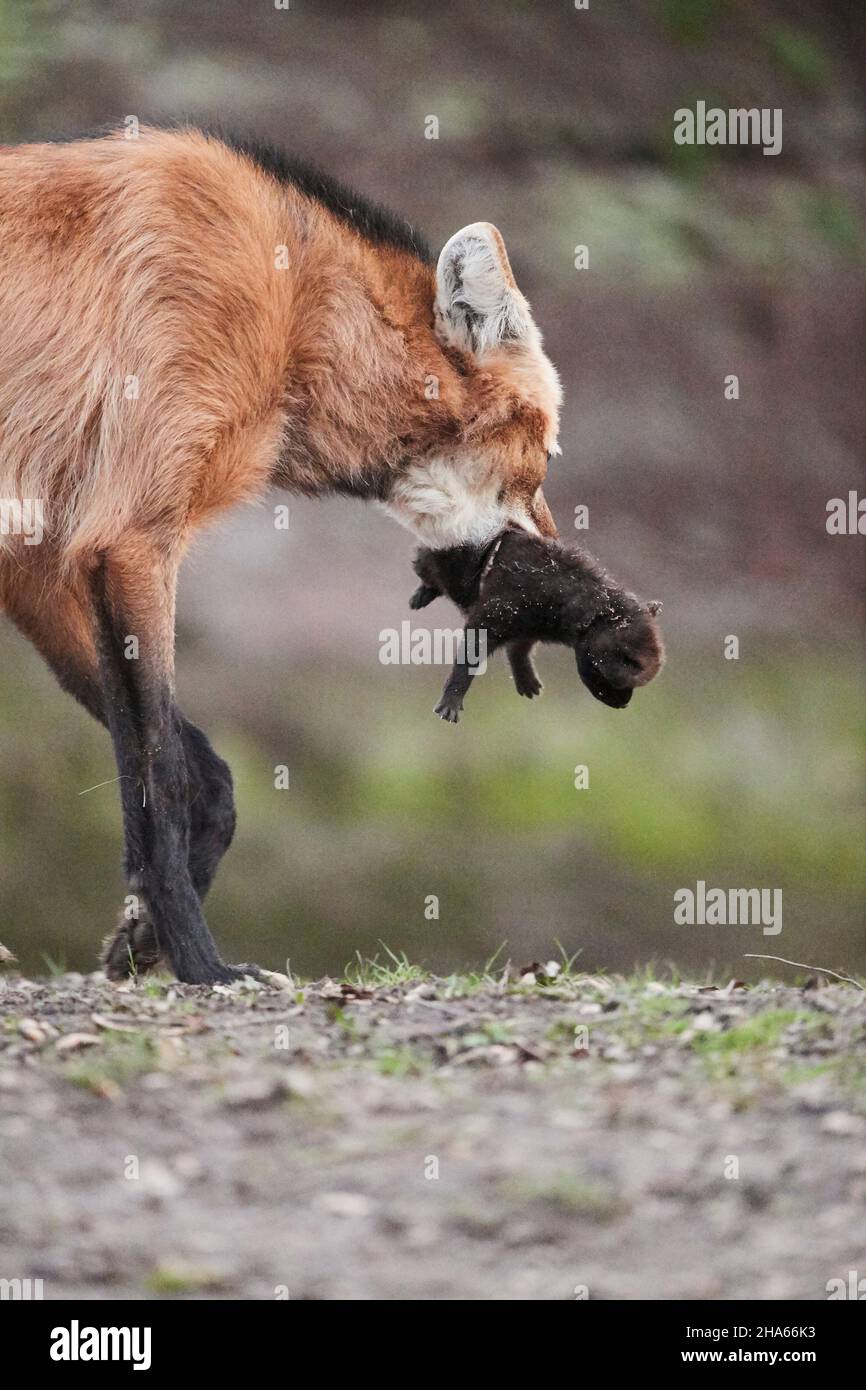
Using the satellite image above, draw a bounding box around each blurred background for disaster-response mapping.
[0,0,863,980]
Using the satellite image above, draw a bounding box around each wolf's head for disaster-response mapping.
[385,222,562,548]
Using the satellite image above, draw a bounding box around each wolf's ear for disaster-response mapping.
[435,223,533,357]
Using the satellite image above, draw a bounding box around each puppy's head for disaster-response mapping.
[575,598,665,709]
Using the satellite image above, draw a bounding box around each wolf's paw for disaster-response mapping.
[218,961,264,984]
[102,907,163,980]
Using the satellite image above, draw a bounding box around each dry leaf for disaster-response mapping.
[18,1018,47,1044]
[56,1033,101,1054]
[91,1013,141,1034]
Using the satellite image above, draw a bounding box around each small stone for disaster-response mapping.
[139,1159,184,1200]
[317,1191,371,1218]
[18,1018,47,1044]
[405,983,437,1001]
[172,1153,206,1181]
[223,1068,312,1108]
[259,969,293,990]
[821,1111,866,1137]
[609,1063,641,1083]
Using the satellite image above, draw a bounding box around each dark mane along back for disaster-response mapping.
[219,131,432,262]
[39,121,432,264]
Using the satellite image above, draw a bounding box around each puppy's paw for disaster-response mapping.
[514,670,543,699]
[409,584,438,610]
[434,698,462,723]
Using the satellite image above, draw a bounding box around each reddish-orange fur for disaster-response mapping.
[0,127,563,980]
[0,128,559,589]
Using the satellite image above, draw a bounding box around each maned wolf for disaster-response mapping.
[411,531,664,722]
[0,126,561,982]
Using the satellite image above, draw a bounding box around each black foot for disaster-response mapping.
[102,908,164,980]
[409,584,439,611]
[217,961,264,985]
[103,911,262,987]
[434,697,462,724]
[171,958,264,986]
[513,668,543,698]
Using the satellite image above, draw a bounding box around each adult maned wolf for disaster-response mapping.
[0,126,562,982]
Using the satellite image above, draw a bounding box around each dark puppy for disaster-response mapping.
[410,530,664,722]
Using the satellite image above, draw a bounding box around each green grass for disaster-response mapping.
[692,1009,810,1054]
[375,1045,426,1078]
[461,1021,513,1048]
[145,1262,227,1295]
[501,1171,627,1222]
[65,1034,156,1093]
[39,952,67,979]
[343,945,426,990]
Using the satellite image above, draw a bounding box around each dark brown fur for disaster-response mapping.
[410,532,665,721]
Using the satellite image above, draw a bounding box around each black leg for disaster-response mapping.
[2,561,244,981]
[183,721,237,900]
[103,717,237,978]
[434,621,501,723]
[507,640,543,698]
[90,544,253,985]
[409,583,440,610]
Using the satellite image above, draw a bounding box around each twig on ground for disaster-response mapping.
[744,953,865,993]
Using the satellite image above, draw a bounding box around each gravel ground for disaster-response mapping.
[1,964,864,1301]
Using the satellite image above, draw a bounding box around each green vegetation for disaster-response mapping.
[66,1034,156,1094]
[145,1262,228,1295]
[662,0,726,46]
[692,1007,808,1053]
[501,1170,627,1221]
[1,638,862,980]
[766,24,830,89]
[343,946,426,991]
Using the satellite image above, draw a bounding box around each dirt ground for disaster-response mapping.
[1,963,864,1301]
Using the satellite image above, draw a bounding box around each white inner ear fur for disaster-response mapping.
[435,222,533,357]
[381,455,538,548]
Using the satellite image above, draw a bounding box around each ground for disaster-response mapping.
[1,958,864,1301]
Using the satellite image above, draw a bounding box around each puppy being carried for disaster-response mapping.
[410,530,664,722]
